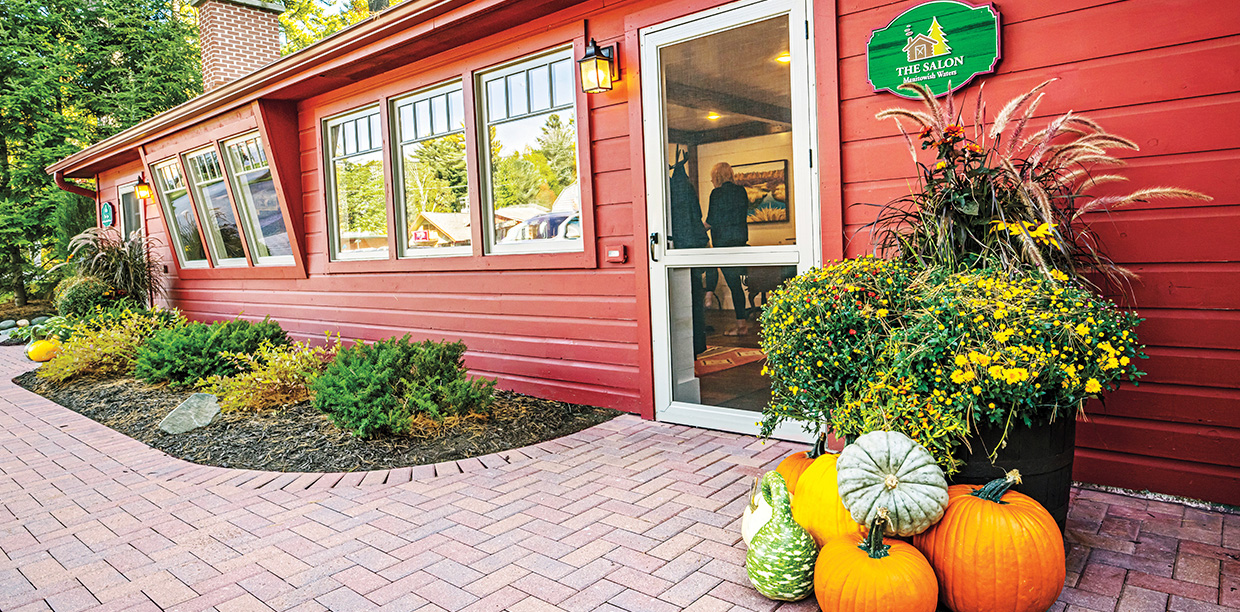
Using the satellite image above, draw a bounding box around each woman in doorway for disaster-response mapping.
[705,162,751,336]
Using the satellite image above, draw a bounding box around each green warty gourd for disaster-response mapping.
[744,471,817,601]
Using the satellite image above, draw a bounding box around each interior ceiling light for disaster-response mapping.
[776,51,792,63]
[706,112,721,121]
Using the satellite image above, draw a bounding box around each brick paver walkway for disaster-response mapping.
[1,345,1237,612]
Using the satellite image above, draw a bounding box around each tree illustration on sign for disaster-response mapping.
[928,17,950,56]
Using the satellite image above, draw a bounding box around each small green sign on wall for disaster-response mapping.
[868,1,1001,99]
[100,201,115,227]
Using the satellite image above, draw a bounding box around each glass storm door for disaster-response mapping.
[642,0,819,441]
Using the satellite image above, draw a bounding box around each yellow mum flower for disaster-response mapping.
[1085,379,1102,393]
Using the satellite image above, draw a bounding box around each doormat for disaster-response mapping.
[695,346,766,376]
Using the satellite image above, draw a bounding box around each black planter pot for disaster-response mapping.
[949,417,1076,531]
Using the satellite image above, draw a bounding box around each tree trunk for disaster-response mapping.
[6,245,27,307]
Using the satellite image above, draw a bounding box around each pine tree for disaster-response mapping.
[0,0,200,305]
[927,17,950,56]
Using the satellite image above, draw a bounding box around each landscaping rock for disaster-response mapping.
[31,316,50,325]
[0,320,15,330]
[158,393,220,434]
[16,319,29,327]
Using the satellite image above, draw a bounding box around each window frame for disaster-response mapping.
[476,46,585,256]
[390,80,473,259]
[182,144,253,268]
[150,156,212,270]
[116,181,144,241]
[322,104,393,262]
[220,131,297,267]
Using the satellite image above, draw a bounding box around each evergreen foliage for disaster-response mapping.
[311,336,496,437]
[0,0,200,306]
[134,318,290,387]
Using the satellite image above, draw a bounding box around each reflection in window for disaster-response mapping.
[118,185,141,240]
[152,160,208,266]
[326,108,388,259]
[223,134,293,264]
[184,147,248,264]
[394,83,470,253]
[480,50,581,250]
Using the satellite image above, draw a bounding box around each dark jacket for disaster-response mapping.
[668,156,708,249]
[706,181,749,247]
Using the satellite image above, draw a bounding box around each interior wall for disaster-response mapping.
[696,131,795,248]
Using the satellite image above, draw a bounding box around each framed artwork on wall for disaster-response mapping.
[732,160,789,224]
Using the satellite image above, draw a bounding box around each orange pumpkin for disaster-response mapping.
[912,470,1066,612]
[790,448,863,545]
[775,433,829,494]
[815,507,938,612]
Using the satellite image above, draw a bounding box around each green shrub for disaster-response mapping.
[197,335,342,412]
[55,277,130,317]
[134,318,289,387]
[38,306,187,383]
[312,336,495,437]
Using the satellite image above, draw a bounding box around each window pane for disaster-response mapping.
[343,121,357,156]
[369,114,382,150]
[120,190,141,239]
[552,59,573,107]
[198,180,247,260]
[399,104,415,142]
[529,65,551,112]
[506,73,528,117]
[448,89,464,130]
[332,150,388,258]
[186,150,246,262]
[486,78,506,121]
[401,135,469,251]
[488,111,579,245]
[415,99,431,139]
[234,168,292,258]
[431,94,448,135]
[332,124,345,157]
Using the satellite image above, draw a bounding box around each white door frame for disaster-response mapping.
[641,0,821,442]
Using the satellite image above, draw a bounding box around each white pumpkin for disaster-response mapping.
[741,474,774,545]
[836,430,949,537]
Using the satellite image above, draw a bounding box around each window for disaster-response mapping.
[325,106,389,260]
[183,147,249,266]
[118,183,142,240]
[479,49,581,253]
[393,82,470,256]
[222,133,294,265]
[152,159,209,268]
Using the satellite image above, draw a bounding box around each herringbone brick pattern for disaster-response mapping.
[0,345,1237,611]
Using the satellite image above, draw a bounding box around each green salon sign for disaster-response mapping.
[100,201,114,227]
[867,1,1001,99]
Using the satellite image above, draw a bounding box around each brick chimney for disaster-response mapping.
[192,0,286,93]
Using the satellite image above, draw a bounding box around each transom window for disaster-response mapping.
[152,159,209,268]
[222,133,294,265]
[325,106,389,260]
[479,49,582,253]
[184,147,248,266]
[393,82,470,256]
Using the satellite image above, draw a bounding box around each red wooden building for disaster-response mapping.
[49,0,1240,506]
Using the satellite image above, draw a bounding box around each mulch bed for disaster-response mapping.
[13,371,622,473]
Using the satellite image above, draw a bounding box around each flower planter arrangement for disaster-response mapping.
[741,81,1208,610]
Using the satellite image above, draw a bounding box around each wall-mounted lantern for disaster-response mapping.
[579,38,619,94]
[134,174,153,200]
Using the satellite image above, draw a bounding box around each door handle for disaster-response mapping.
[649,232,660,262]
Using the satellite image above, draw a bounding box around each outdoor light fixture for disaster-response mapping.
[579,37,618,94]
[776,51,792,63]
[706,112,722,121]
[134,174,153,200]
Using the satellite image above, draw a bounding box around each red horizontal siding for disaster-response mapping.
[839,0,1240,505]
